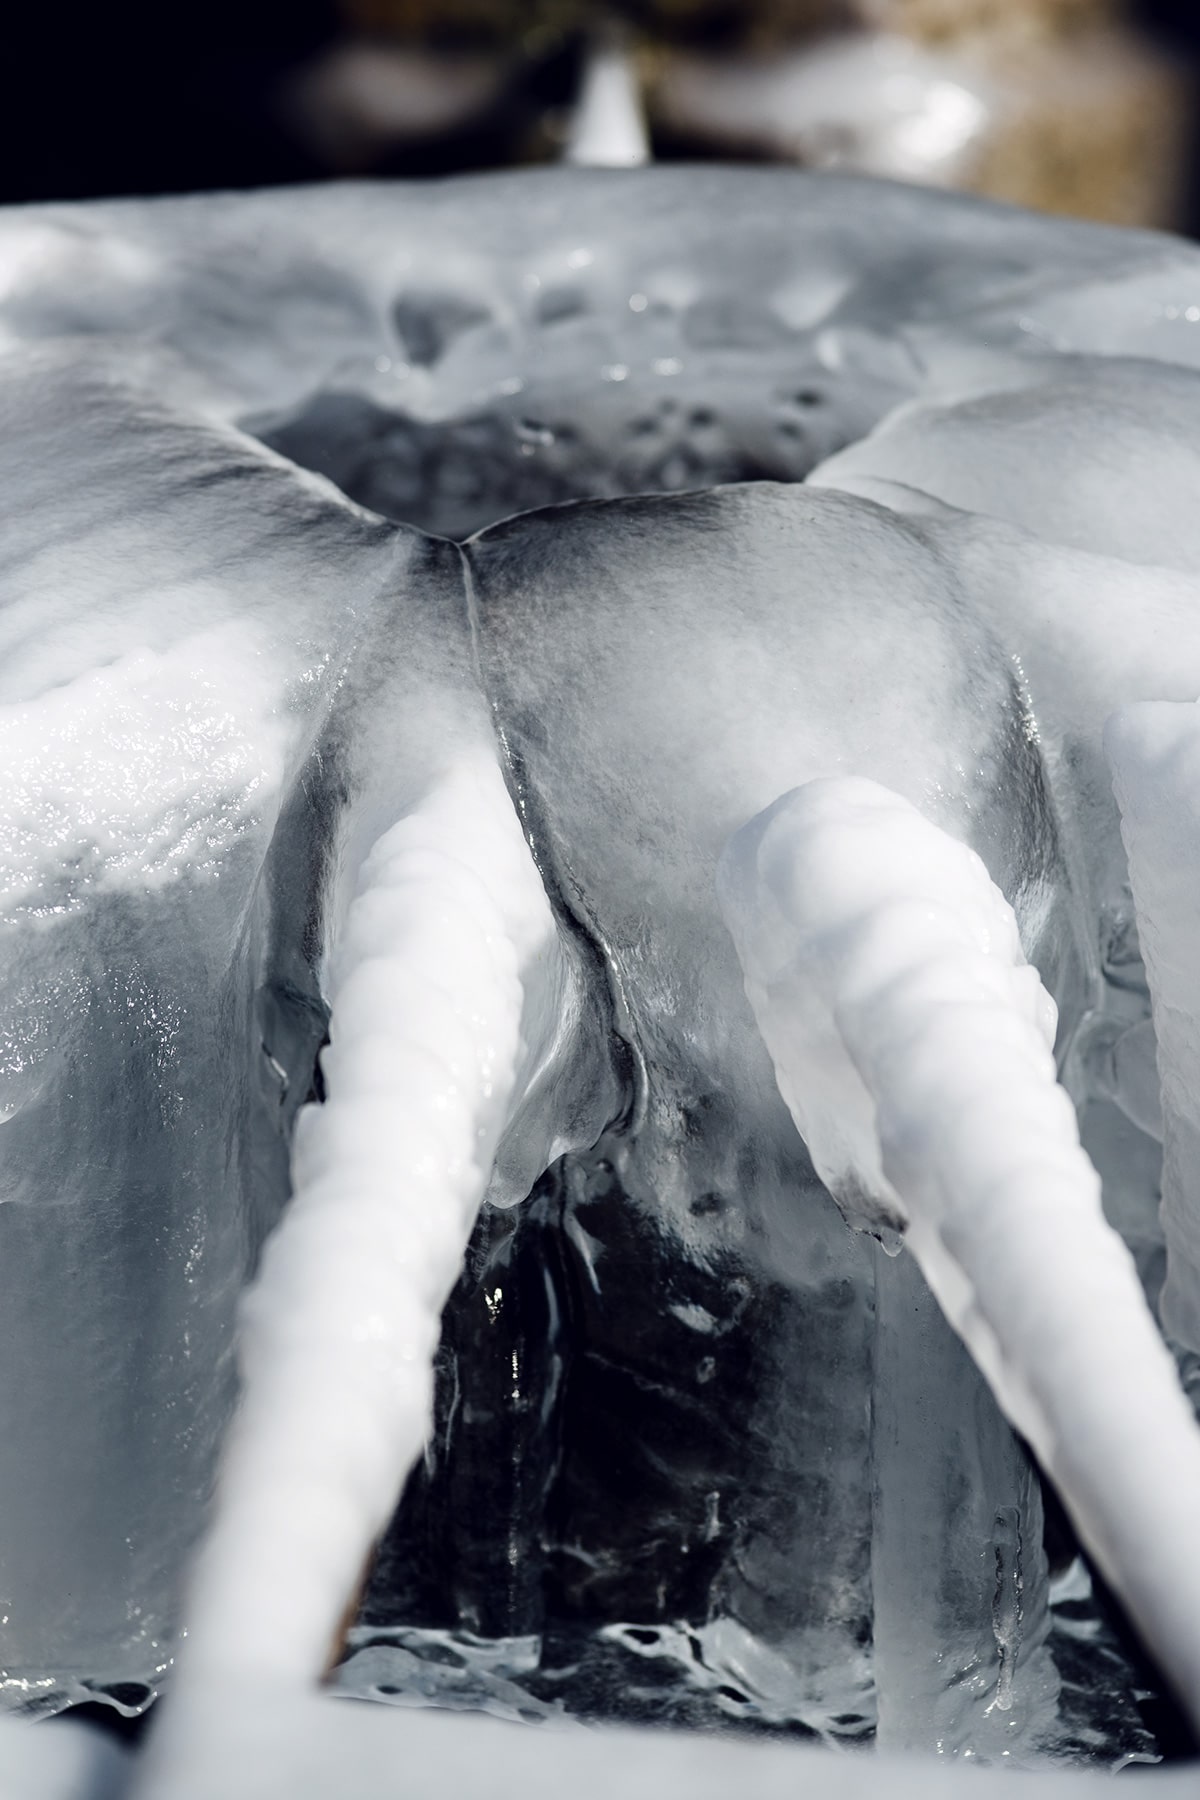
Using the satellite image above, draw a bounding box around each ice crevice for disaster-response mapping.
[719,776,1200,1737]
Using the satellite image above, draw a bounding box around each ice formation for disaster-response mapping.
[719,779,1200,1737]
[1108,704,1200,1360]
[4,167,1200,1792]
[182,750,567,1688]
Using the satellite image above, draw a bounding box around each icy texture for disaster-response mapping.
[465,481,1070,1749]
[869,1242,1055,1755]
[179,753,564,1688]
[1108,703,1200,1357]
[4,167,1200,544]
[3,168,1200,1775]
[810,358,1200,940]
[0,354,403,1711]
[720,779,1200,1740]
[812,357,1200,572]
[127,1683,1200,1800]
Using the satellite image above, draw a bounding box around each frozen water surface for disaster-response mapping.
[2,168,1200,1791]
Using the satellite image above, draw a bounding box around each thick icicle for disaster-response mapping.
[1107,700,1200,1356]
[178,750,559,1688]
[718,776,1200,1734]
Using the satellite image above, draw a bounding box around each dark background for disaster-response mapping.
[1,1,1196,221]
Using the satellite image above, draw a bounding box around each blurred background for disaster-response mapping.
[0,1,1197,229]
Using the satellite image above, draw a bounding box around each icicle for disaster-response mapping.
[718,776,1200,1735]
[1107,699,1200,1356]
[178,750,559,1688]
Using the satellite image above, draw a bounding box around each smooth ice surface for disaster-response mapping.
[720,778,1200,1735]
[1108,703,1200,1357]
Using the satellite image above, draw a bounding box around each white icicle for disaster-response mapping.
[718,776,1200,1732]
[1107,699,1200,1356]
[177,749,559,1688]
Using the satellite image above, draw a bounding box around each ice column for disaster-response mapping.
[870,1242,1053,1755]
[718,776,1200,1736]
[179,751,559,1687]
[565,34,650,168]
[1107,701,1200,1359]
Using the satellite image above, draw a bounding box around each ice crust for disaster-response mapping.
[2,167,1200,1782]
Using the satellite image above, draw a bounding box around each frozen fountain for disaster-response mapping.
[5,164,1200,1796]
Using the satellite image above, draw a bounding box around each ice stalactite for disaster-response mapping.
[1107,702,1200,1360]
[178,751,562,1690]
[719,776,1200,1738]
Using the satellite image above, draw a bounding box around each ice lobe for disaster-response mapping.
[810,356,1200,572]
[810,355,1200,1058]
[1107,702,1200,1357]
[5,168,1200,544]
[719,777,1200,1734]
[0,351,409,1710]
